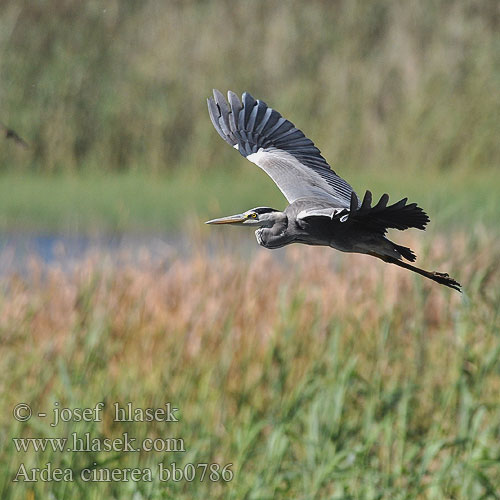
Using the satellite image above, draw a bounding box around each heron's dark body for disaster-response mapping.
[257,199,402,259]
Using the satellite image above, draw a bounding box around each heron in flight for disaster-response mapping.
[206,90,461,291]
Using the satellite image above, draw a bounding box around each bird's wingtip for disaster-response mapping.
[212,88,225,101]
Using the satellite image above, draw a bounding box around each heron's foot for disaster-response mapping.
[430,271,461,292]
[433,272,449,278]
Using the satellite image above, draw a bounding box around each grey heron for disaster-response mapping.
[206,89,461,292]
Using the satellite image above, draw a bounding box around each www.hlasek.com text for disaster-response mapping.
[13,432,185,453]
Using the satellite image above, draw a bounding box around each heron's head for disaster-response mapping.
[206,207,281,227]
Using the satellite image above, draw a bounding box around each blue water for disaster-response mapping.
[0,233,181,273]
[0,231,278,274]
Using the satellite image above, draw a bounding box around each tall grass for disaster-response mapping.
[0,0,498,174]
[1,232,499,498]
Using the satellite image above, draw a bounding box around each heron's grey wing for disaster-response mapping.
[207,89,358,208]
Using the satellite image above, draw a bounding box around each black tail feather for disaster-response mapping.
[393,244,417,262]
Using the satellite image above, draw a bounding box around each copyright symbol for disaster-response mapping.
[13,403,32,422]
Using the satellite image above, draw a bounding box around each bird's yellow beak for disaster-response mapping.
[205,213,247,225]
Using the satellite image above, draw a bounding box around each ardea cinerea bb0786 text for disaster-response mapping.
[206,89,461,292]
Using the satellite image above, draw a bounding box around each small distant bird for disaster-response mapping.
[206,90,461,291]
[0,122,29,149]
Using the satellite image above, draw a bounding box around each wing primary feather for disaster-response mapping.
[246,103,259,132]
[212,90,236,140]
[350,191,358,213]
[374,193,389,210]
[254,101,268,128]
[276,137,314,148]
[264,117,287,137]
[227,91,242,111]
[390,198,408,210]
[273,128,302,142]
[237,101,246,130]
[227,91,242,132]
[242,92,257,127]
[254,106,273,134]
[218,115,232,138]
[260,109,282,135]
[207,98,230,144]
[213,89,231,131]
[267,120,294,140]
[361,190,372,210]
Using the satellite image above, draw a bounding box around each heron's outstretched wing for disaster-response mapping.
[207,89,358,208]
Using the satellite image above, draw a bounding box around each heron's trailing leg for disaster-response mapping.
[371,253,461,292]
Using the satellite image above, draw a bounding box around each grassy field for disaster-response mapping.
[0,167,498,235]
[1,227,499,499]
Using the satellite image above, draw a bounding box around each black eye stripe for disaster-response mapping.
[250,207,279,215]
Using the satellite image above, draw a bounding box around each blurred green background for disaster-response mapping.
[0,0,498,233]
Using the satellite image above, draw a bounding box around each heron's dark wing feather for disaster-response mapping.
[207,89,358,207]
[297,191,429,235]
[351,191,430,233]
